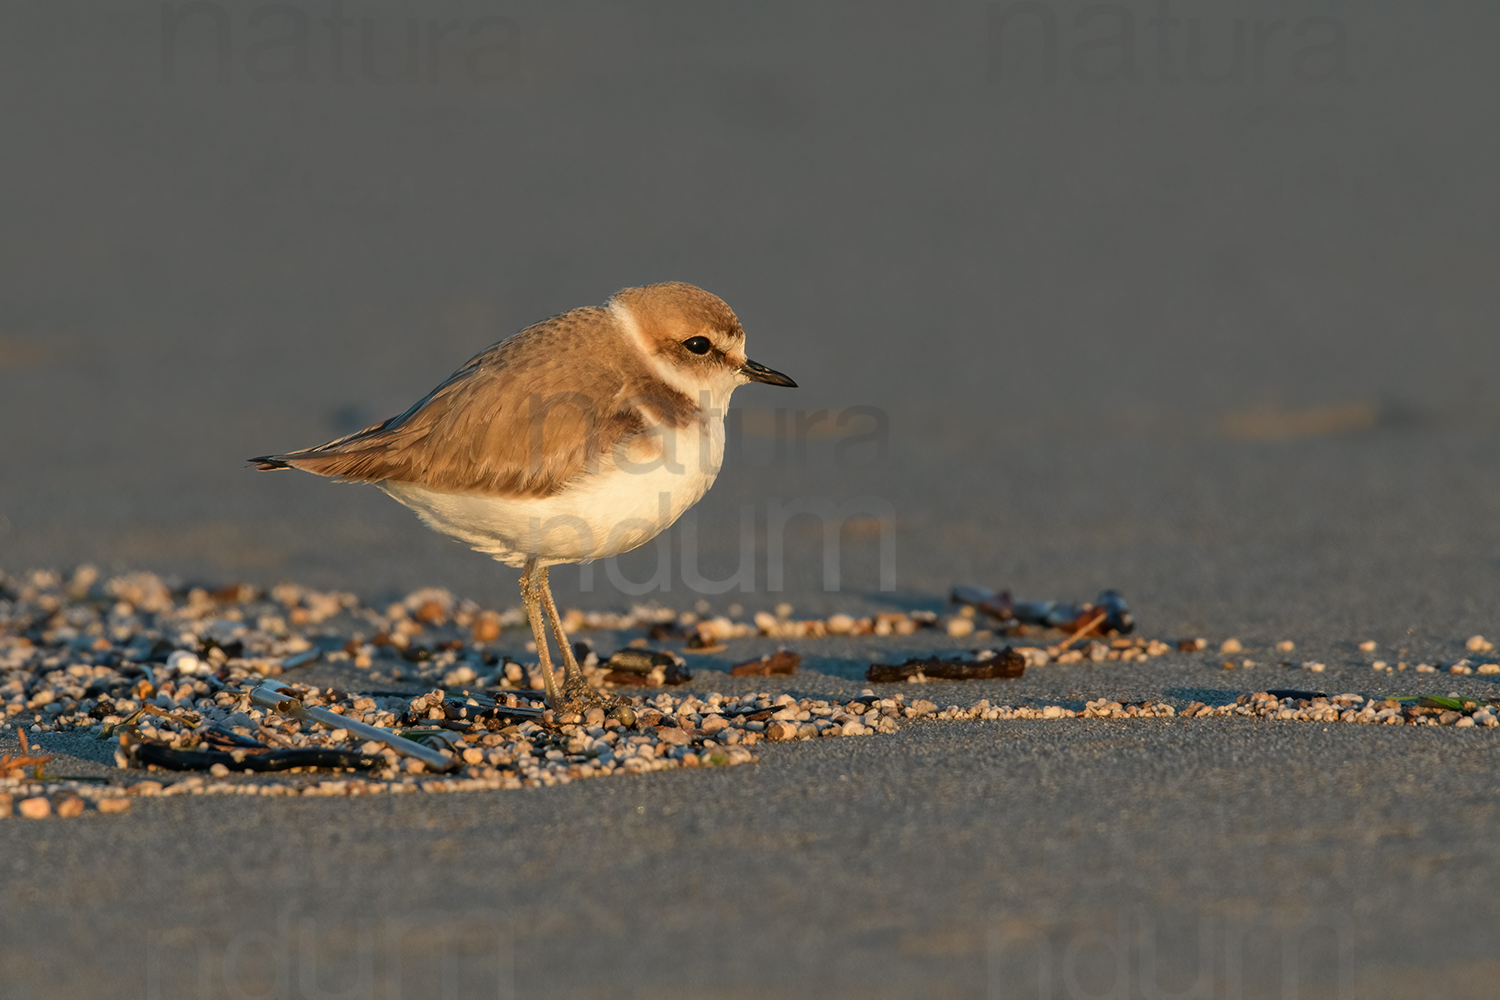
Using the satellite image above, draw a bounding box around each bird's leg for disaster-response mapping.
[536,566,636,726]
[519,558,562,709]
[534,565,589,699]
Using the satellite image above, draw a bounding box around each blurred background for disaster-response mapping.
[2,0,1498,641]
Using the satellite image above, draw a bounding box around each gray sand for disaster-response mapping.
[3,1,1499,995]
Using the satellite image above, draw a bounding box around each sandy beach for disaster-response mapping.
[3,2,1499,996]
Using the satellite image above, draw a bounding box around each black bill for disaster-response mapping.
[740,359,798,387]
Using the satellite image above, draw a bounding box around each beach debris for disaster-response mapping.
[601,649,691,686]
[1059,613,1108,649]
[1264,688,1326,700]
[950,587,1134,636]
[249,680,457,772]
[867,649,1026,684]
[730,651,801,677]
[279,647,323,671]
[5,565,1500,806]
[118,727,381,773]
[1,730,52,779]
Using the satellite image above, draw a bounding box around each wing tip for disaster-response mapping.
[249,455,292,471]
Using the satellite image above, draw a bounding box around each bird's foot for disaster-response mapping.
[552,677,637,728]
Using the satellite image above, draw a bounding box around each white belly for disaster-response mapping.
[378,415,725,568]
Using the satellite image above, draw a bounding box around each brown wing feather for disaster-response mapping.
[254,306,698,498]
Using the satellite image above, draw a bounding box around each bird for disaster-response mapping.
[250,281,797,721]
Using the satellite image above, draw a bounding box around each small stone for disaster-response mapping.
[1177,638,1207,652]
[1220,638,1243,654]
[946,617,975,638]
[1359,640,1377,652]
[1018,647,1052,667]
[209,763,230,778]
[1416,663,1437,673]
[441,666,475,686]
[462,747,485,765]
[1450,664,1474,675]
[826,614,855,635]
[910,700,938,716]
[1465,635,1494,653]
[1478,664,1500,675]
[97,797,131,814]
[1454,717,1475,728]
[0,792,11,816]
[167,649,206,676]
[470,612,502,643]
[56,796,85,818]
[654,727,691,746]
[1275,640,1295,653]
[18,796,51,819]
[765,721,798,741]
[1302,661,1326,673]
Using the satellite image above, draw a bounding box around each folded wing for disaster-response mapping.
[250,307,696,499]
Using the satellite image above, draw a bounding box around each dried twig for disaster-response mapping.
[1060,612,1108,650]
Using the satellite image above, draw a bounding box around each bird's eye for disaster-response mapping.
[682,336,712,355]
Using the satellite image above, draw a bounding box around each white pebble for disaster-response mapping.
[166,650,207,677]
